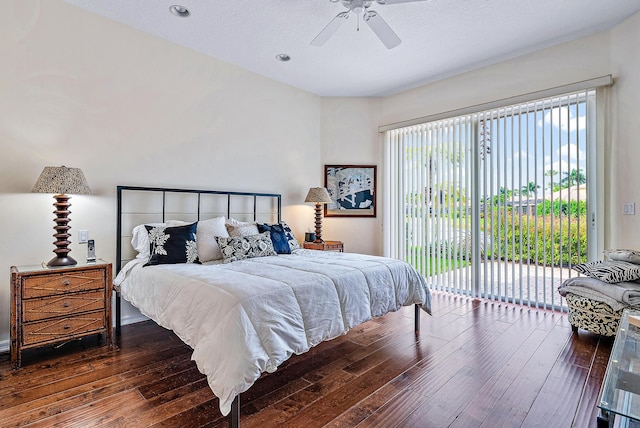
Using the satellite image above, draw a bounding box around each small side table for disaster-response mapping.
[303,240,344,252]
[10,260,113,367]
[596,309,640,427]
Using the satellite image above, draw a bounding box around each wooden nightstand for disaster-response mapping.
[303,240,344,252]
[10,260,113,367]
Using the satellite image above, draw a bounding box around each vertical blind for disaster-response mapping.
[384,89,598,310]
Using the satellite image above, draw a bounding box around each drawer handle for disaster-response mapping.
[63,325,71,330]
[62,280,70,286]
[63,302,70,308]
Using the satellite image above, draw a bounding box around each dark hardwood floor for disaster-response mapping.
[0,291,613,427]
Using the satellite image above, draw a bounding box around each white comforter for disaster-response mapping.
[115,249,431,416]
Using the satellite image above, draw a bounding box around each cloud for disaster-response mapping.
[538,106,586,132]
[557,143,586,161]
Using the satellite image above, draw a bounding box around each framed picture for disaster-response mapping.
[324,165,376,217]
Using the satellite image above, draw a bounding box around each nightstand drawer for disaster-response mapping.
[22,311,106,346]
[22,269,104,298]
[22,290,105,323]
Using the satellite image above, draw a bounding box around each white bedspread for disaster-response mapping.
[115,249,431,416]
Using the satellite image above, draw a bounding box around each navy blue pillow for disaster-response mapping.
[257,223,291,254]
[144,222,201,266]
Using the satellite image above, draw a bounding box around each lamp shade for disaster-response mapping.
[304,187,332,204]
[32,166,92,195]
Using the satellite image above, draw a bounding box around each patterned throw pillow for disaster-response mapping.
[225,222,260,237]
[603,249,640,265]
[215,232,277,263]
[144,223,200,266]
[257,223,291,254]
[572,260,640,283]
[280,221,300,250]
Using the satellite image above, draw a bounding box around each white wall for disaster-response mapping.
[0,0,322,345]
[320,97,383,255]
[609,11,640,248]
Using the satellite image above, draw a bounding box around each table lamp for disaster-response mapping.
[32,166,92,267]
[304,187,332,243]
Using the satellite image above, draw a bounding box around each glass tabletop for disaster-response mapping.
[598,309,640,423]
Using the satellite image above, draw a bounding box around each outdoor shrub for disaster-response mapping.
[482,209,587,266]
[536,200,587,218]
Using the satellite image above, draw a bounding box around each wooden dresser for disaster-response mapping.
[10,260,112,367]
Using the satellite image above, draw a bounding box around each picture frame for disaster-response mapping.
[324,165,376,217]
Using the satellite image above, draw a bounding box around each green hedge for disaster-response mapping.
[482,209,587,266]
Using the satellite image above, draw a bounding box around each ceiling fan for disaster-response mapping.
[311,0,428,49]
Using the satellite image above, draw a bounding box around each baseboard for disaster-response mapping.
[0,313,150,355]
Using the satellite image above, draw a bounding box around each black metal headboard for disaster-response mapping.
[115,185,282,333]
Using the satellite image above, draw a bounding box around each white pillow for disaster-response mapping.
[196,217,229,262]
[131,222,165,260]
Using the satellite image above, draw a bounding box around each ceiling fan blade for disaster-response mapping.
[364,11,401,49]
[311,11,350,47]
[376,0,429,4]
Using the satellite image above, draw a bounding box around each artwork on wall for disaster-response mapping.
[324,165,376,217]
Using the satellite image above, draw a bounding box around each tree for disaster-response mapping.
[493,187,514,205]
[544,169,558,190]
[560,168,586,188]
[520,182,539,197]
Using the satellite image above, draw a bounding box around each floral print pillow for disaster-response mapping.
[144,222,200,266]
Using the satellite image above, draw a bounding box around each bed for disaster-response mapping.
[113,185,431,427]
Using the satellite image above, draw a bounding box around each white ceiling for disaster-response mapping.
[65,0,640,97]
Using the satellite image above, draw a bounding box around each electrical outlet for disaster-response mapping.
[78,230,89,243]
[623,203,636,215]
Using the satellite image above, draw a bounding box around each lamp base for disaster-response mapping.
[47,255,77,267]
[314,203,324,243]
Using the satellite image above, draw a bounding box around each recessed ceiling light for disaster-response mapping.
[169,5,190,17]
[276,54,291,62]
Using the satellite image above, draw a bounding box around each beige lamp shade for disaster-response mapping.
[32,166,92,195]
[304,187,332,204]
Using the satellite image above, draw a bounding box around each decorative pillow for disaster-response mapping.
[257,223,291,254]
[144,222,201,266]
[215,232,277,263]
[131,222,165,259]
[131,220,190,260]
[280,221,300,250]
[572,260,640,283]
[603,249,640,265]
[225,222,259,237]
[195,217,229,262]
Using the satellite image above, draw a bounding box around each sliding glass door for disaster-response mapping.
[385,89,601,310]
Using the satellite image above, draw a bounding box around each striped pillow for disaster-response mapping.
[573,260,640,283]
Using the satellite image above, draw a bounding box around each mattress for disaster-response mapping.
[115,249,431,416]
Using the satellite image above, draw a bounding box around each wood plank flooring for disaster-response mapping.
[0,291,613,427]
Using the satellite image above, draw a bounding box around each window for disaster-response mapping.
[384,79,608,310]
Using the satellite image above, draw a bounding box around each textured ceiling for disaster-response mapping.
[65,0,640,97]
